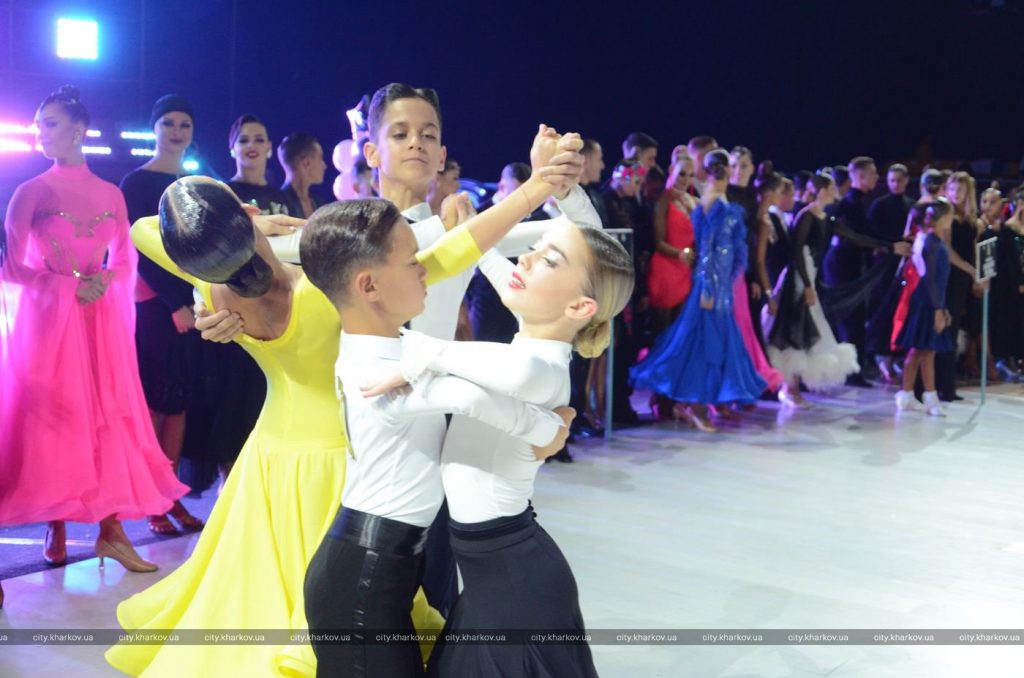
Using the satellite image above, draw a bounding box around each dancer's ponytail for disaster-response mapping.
[574,318,612,358]
[571,229,634,358]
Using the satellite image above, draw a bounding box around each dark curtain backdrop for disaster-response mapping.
[1,0,1021,193]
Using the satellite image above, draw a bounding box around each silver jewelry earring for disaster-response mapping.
[266,152,272,159]
[230,150,236,158]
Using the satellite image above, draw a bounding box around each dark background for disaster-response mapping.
[1,0,1022,207]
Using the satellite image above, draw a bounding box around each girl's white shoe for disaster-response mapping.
[779,385,812,409]
[922,391,946,417]
[895,390,921,412]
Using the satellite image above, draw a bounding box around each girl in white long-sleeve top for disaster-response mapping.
[366,222,634,677]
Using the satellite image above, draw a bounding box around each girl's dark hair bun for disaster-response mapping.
[54,85,82,102]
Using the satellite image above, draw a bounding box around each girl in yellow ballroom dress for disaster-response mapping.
[105,177,483,677]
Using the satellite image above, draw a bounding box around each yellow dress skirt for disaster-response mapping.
[106,216,482,676]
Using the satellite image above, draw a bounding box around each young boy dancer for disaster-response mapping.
[299,140,576,674]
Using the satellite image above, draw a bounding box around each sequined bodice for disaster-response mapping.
[16,165,125,278]
[32,208,117,277]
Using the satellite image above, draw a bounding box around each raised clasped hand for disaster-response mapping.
[440,191,477,232]
[530,125,584,198]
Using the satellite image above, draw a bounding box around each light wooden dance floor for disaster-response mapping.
[2,383,1023,677]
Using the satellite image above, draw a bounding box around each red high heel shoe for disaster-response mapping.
[43,521,67,566]
[168,500,204,532]
[147,514,180,536]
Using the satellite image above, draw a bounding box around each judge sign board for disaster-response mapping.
[976,237,997,281]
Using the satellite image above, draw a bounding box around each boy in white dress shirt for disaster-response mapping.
[299,135,577,676]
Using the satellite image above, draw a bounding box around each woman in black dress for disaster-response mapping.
[119,94,204,534]
[992,195,1024,379]
[226,114,294,215]
[938,172,982,401]
[964,187,1002,380]
[178,116,281,490]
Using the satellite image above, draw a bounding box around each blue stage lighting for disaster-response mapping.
[183,160,200,172]
[56,18,98,60]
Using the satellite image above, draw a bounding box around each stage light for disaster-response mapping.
[0,139,33,153]
[82,146,112,155]
[130,148,156,157]
[56,18,98,60]
[86,130,101,138]
[183,159,199,172]
[120,131,156,141]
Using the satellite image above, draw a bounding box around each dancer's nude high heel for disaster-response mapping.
[672,403,718,433]
[96,538,158,573]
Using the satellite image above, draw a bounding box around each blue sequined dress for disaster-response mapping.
[630,199,767,404]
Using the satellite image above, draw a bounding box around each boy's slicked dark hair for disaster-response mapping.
[277,132,320,168]
[503,162,531,184]
[367,83,442,141]
[624,132,658,151]
[687,135,717,152]
[848,156,875,172]
[300,199,402,304]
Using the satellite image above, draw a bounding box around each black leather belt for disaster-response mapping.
[326,506,428,556]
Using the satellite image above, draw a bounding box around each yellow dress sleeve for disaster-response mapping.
[130,216,212,306]
[415,223,483,286]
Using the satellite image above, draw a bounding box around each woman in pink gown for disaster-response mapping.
[731,164,784,395]
[0,86,187,581]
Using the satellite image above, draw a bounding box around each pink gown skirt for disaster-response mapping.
[0,274,187,525]
[731,276,784,393]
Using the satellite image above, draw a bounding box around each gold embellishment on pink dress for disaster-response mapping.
[35,209,115,238]
[42,237,104,278]
[43,237,78,276]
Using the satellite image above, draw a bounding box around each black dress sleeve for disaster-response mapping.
[831,215,891,251]
[792,211,815,288]
[120,172,195,311]
[136,253,194,311]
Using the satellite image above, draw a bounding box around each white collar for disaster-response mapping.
[402,202,433,223]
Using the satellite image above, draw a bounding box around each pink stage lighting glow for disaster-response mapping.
[0,124,99,138]
[0,139,33,153]
[0,123,37,135]
[0,121,108,154]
